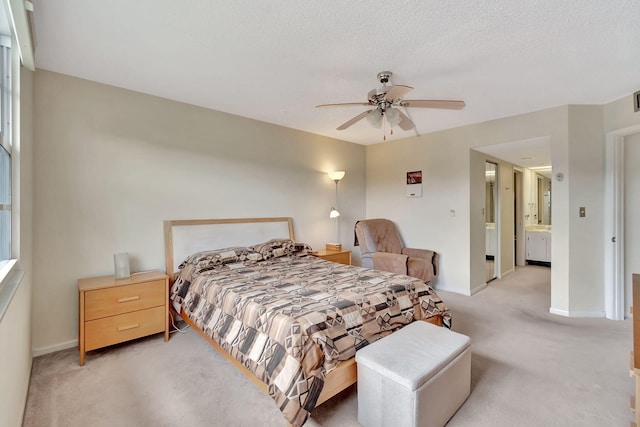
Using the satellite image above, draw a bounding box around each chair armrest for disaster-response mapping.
[401,247,434,260]
[402,248,438,276]
[372,252,409,275]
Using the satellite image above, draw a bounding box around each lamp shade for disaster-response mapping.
[328,171,346,181]
[114,253,130,279]
[329,207,340,218]
[366,110,383,128]
[386,107,401,127]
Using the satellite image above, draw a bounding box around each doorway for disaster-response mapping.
[624,134,640,316]
[474,136,551,274]
[604,124,640,320]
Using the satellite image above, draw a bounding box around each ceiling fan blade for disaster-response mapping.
[384,85,413,100]
[396,109,416,130]
[400,100,466,109]
[316,102,371,108]
[337,109,375,130]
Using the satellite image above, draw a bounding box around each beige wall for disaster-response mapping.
[567,105,604,315]
[469,149,486,287]
[366,130,473,294]
[0,62,34,426]
[0,275,31,427]
[32,70,365,353]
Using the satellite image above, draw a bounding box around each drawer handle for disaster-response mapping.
[117,323,140,332]
[117,296,140,303]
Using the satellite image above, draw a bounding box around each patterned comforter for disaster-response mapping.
[170,240,451,426]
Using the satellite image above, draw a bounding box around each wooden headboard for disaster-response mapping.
[163,217,294,282]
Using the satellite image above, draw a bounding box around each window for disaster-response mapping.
[0,39,11,262]
[0,145,9,261]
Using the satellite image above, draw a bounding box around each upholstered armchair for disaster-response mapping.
[354,218,439,283]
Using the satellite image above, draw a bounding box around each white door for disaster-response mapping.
[604,124,640,320]
[625,133,640,316]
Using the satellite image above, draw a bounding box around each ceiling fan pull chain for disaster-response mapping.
[383,113,387,140]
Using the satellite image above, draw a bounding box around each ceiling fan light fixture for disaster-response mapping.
[366,110,383,128]
[385,107,401,127]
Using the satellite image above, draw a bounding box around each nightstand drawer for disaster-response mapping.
[84,306,165,351]
[312,249,352,265]
[85,280,165,321]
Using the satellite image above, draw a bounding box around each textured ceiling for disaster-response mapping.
[32,0,640,145]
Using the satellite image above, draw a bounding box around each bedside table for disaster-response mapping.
[312,249,352,265]
[78,270,169,366]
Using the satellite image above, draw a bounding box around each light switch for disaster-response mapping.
[450,209,456,217]
[579,207,586,217]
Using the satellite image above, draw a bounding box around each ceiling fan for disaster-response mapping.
[317,71,465,134]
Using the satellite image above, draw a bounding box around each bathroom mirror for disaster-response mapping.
[485,161,498,281]
[486,163,496,223]
[536,174,551,225]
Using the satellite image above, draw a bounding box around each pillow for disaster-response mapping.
[250,239,312,260]
[178,246,260,271]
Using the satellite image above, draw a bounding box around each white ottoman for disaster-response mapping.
[355,321,471,427]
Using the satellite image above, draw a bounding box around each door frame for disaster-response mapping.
[605,124,640,320]
[513,168,525,267]
[485,161,500,280]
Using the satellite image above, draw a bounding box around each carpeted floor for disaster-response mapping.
[23,266,633,426]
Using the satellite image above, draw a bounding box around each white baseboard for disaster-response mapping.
[470,283,488,295]
[434,284,472,296]
[498,267,514,278]
[569,310,605,318]
[435,282,487,296]
[549,308,569,316]
[549,308,605,318]
[32,339,78,357]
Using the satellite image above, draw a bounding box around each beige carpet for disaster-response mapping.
[23,266,633,426]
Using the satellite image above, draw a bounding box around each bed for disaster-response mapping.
[164,217,451,426]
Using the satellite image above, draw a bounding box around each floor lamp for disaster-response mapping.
[328,170,345,244]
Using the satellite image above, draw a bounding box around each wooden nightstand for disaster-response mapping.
[78,270,169,366]
[312,249,352,265]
